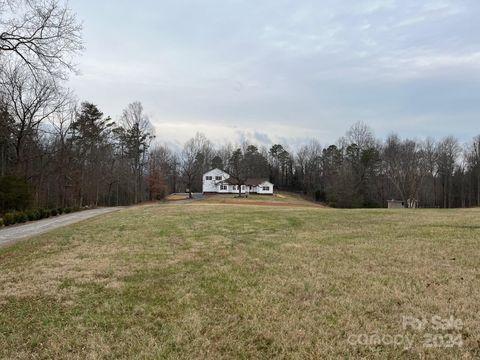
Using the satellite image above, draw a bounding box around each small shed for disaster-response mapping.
[388,200,405,209]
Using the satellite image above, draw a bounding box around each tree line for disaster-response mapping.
[4,109,477,210]
[1,1,480,212]
[149,126,480,209]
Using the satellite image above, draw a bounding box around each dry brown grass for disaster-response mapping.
[0,203,479,359]
[203,192,323,207]
[165,194,189,201]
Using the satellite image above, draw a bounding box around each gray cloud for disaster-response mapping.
[68,0,480,145]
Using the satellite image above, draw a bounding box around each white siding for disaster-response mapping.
[202,169,230,193]
[256,181,274,195]
[229,185,246,194]
[202,169,274,195]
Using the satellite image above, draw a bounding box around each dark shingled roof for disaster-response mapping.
[245,178,269,186]
[224,177,269,186]
[224,177,240,185]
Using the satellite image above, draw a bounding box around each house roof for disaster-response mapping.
[245,178,270,186]
[204,168,229,176]
[224,177,271,186]
[224,177,241,185]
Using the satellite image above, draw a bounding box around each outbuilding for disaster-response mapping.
[388,200,405,209]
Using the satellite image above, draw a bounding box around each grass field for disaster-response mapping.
[1,195,479,359]
[165,194,189,201]
[202,192,324,207]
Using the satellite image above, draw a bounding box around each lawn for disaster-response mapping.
[202,192,322,207]
[165,194,189,201]
[0,198,479,359]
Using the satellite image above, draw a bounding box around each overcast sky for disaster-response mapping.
[68,0,480,147]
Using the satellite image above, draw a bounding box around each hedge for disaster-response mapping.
[0,207,84,227]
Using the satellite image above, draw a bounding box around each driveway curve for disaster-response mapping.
[0,207,121,247]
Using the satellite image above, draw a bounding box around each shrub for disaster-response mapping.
[26,210,34,221]
[64,207,72,214]
[1,208,69,226]
[1,211,28,225]
[26,209,40,221]
[3,212,16,226]
[14,211,28,223]
[36,208,46,219]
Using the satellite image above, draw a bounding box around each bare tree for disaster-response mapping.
[436,136,460,208]
[48,100,75,206]
[423,137,438,207]
[296,140,323,198]
[216,143,234,172]
[179,133,212,198]
[466,135,480,206]
[119,102,154,203]
[0,95,13,176]
[345,121,376,150]
[229,148,247,197]
[148,144,175,199]
[0,61,69,175]
[0,0,83,81]
[383,135,427,208]
[180,138,199,199]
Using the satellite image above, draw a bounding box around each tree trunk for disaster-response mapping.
[188,177,192,199]
[477,174,480,207]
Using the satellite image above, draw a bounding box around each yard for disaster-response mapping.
[0,197,479,359]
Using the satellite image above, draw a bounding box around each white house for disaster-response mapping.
[202,168,274,195]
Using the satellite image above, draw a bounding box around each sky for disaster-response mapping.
[68,0,480,148]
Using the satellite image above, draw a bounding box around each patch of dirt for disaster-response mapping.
[166,196,189,201]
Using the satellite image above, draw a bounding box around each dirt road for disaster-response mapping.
[0,208,121,247]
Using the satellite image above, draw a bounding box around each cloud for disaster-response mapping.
[253,131,272,144]
[68,0,480,145]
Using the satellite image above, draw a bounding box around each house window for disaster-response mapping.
[215,176,222,180]
[220,185,227,191]
[232,185,237,191]
[262,186,270,191]
[206,176,212,180]
[241,185,245,190]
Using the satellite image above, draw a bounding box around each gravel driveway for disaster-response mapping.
[0,207,121,247]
